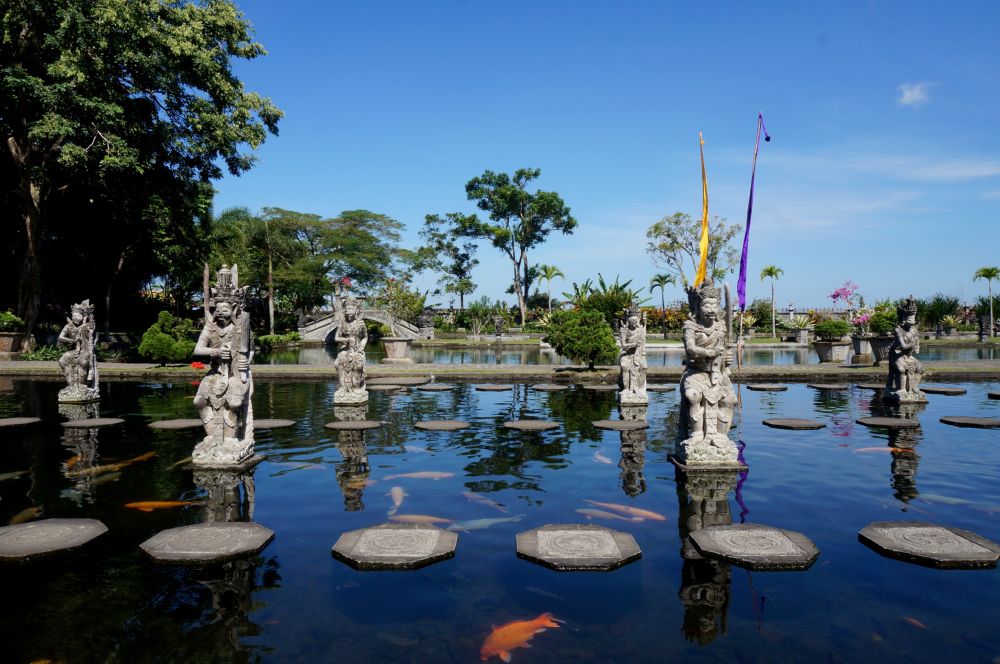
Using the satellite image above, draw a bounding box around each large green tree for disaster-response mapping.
[420,213,479,309]
[649,273,675,339]
[645,212,742,286]
[458,168,577,325]
[1,0,281,346]
[974,266,999,337]
[759,265,783,339]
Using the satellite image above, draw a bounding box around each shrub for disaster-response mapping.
[138,311,197,366]
[0,311,25,332]
[748,298,774,332]
[364,320,393,338]
[257,331,302,350]
[19,345,62,361]
[869,310,897,336]
[544,309,617,369]
[813,319,850,341]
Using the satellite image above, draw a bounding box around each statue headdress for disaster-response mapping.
[686,278,721,317]
[209,264,247,310]
[70,300,95,317]
[897,295,918,321]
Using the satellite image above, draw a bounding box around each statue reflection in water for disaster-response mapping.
[59,402,101,505]
[617,405,647,497]
[884,402,925,506]
[334,405,372,511]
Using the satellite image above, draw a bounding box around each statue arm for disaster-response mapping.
[682,324,718,358]
[193,327,220,358]
[57,323,74,347]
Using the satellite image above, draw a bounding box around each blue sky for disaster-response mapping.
[214,1,1000,310]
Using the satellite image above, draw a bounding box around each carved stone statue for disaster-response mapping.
[618,305,648,405]
[884,296,927,404]
[192,265,255,467]
[678,280,740,467]
[57,300,99,403]
[334,296,368,404]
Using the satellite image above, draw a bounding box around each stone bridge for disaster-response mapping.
[298,309,419,343]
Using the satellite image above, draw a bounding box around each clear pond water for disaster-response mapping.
[1,378,1000,662]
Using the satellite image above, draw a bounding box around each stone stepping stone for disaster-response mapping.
[807,384,849,391]
[475,384,513,392]
[254,419,296,429]
[61,418,125,428]
[516,523,640,571]
[368,376,431,386]
[0,518,108,562]
[414,420,470,431]
[415,384,454,391]
[503,420,559,432]
[532,383,568,391]
[856,417,920,430]
[582,385,618,391]
[592,419,649,431]
[921,385,967,396]
[746,384,787,392]
[367,384,405,392]
[646,384,676,392]
[688,523,820,571]
[855,383,887,391]
[332,523,457,570]
[324,420,382,431]
[858,521,1000,569]
[988,391,1000,400]
[149,419,202,430]
[140,522,274,565]
[940,416,1000,429]
[0,417,41,428]
[763,418,826,430]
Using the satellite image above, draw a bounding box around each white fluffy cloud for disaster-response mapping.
[896,81,934,106]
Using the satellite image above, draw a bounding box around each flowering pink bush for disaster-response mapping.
[829,281,859,308]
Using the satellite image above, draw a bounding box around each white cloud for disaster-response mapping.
[897,81,934,107]
[983,190,1000,199]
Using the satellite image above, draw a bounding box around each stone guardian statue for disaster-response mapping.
[333,296,368,404]
[884,296,927,403]
[58,300,100,403]
[618,304,648,405]
[192,265,255,467]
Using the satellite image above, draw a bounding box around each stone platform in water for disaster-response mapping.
[141,522,274,565]
[646,384,676,392]
[0,417,41,428]
[921,385,966,396]
[503,420,559,432]
[582,384,618,391]
[858,521,1000,569]
[856,417,920,430]
[415,384,454,391]
[0,518,108,562]
[62,418,124,428]
[808,383,849,391]
[746,384,787,392]
[414,420,470,431]
[254,419,296,428]
[516,524,640,571]
[475,384,513,392]
[324,420,382,431]
[940,416,1000,429]
[368,376,431,386]
[367,384,404,392]
[592,419,649,431]
[688,523,820,571]
[149,418,202,430]
[855,383,886,391]
[763,418,826,430]
[532,383,568,391]
[331,523,457,570]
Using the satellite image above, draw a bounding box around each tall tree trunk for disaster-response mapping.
[15,179,44,351]
[459,292,464,310]
[771,281,776,339]
[990,280,995,338]
[267,253,275,335]
[512,260,526,327]
[105,247,129,335]
[661,290,667,339]
[547,279,552,312]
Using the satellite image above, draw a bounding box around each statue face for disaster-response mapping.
[71,311,84,324]
[904,314,916,327]
[701,297,719,322]
[627,314,639,330]
[215,302,233,325]
[344,304,358,320]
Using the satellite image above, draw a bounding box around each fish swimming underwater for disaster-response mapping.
[463,491,508,513]
[480,612,563,662]
[592,451,613,464]
[0,470,28,482]
[383,472,454,481]
[575,508,643,522]
[387,486,408,516]
[582,499,666,521]
[9,506,43,525]
[447,515,524,532]
[124,500,202,512]
[388,514,454,525]
[66,451,156,478]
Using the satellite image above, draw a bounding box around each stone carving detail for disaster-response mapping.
[192,265,255,467]
[618,305,648,405]
[870,526,991,555]
[884,296,927,404]
[334,296,368,404]
[679,280,739,466]
[57,300,99,403]
[701,528,803,557]
[356,529,440,558]
[536,530,622,559]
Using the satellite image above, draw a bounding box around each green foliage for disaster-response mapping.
[372,279,426,326]
[19,345,62,360]
[365,320,393,337]
[420,213,479,308]
[646,213,742,285]
[642,306,687,331]
[0,311,25,332]
[813,319,851,341]
[138,312,196,366]
[569,274,648,328]
[748,298,774,332]
[915,293,959,326]
[256,331,301,349]
[464,296,493,335]
[869,311,897,336]
[544,309,617,369]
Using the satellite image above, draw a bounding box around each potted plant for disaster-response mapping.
[849,310,874,364]
[868,309,897,366]
[812,318,852,362]
[940,314,960,335]
[740,311,758,340]
[0,311,26,353]
[789,314,812,344]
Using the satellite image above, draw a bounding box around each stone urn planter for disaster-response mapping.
[793,329,810,345]
[380,337,413,364]
[868,335,894,366]
[850,334,874,365]
[0,332,25,353]
[812,339,851,363]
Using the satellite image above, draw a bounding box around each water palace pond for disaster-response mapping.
[2,378,1000,662]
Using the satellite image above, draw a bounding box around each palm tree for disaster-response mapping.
[537,264,565,312]
[649,273,676,339]
[759,265,784,339]
[974,266,1000,337]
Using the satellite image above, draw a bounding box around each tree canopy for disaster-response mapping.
[645,213,742,286]
[420,213,480,309]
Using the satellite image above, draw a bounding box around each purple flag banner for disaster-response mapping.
[736,113,770,311]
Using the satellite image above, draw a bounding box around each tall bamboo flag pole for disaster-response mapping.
[736,113,771,311]
[693,132,710,287]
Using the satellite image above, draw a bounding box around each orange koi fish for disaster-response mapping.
[854,447,911,454]
[480,612,563,662]
[124,500,201,512]
[903,616,928,630]
[67,451,156,478]
[583,499,666,521]
[463,491,508,513]
[9,506,43,525]
[65,454,81,470]
[345,478,377,489]
[388,514,454,525]
[383,471,454,481]
[575,508,643,522]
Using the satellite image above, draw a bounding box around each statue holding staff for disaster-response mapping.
[58,300,100,403]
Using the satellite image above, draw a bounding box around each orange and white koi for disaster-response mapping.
[383,471,454,481]
[592,451,613,464]
[9,506,42,525]
[66,451,156,478]
[388,514,454,525]
[463,491,508,513]
[583,499,666,521]
[480,612,563,662]
[124,500,201,512]
[575,508,643,522]
[387,486,408,516]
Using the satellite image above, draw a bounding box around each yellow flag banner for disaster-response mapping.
[694,132,710,287]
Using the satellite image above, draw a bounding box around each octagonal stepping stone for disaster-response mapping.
[415,384,454,391]
[414,420,470,431]
[855,383,887,391]
[254,419,296,429]
[763,418,826,430]
[592,419,649,431]
[688,523,819,571]
[516,524,640,571]
[0,518,108,562]
[141,522,274,565]
[503,420,559,432]
[808,384,849,391]
[368,384,405,392]
[324,420,382,431]
[62,417,124,428]
[746,384,787,392]
[582,385,618,391]
[990,391,1000,400]
[532,383,568,392]
[646,384,676,392]
[368,376,431,386]
[331,523,457,570]
[0,417,42,428]
[476,384,513,392]
[857,417,920,430]
[921,385,966,396]
[940,416,1000,429]
[149,418,203,430]
[858,521,1000,569]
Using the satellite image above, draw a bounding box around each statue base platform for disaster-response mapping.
[188,454,266,472]
[882,390,928,404]
[618,390,648,406]
[333,389,369,405]
[58,386,100,404]
[670,455,747,473]
[674,433,743,470]
[193,436,256,468]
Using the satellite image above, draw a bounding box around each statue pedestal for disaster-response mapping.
[882,389,928,405]
[58,385,100,404]
[674,434,745,472]
[193,436,256,468]
[618,389,648,406]
[333,388,368,405]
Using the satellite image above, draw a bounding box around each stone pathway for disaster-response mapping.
[324,420,382,430]
[332,523,457,570]
[62,418,124,428]
[368,376,431,386]
[921,385,967,395]
[856,417,920,430]
[808,383,849,391]
[149,419,202,430]
[475,384,513,392]
[141,522,274,564]
[762,418,826,430]
[646,384,676,392]
[939,416,1000,429]
[503,420,559,432]
[532,383,568,391]
[415,384,454,391]
[592,419,649,431]
[688,523,820,570]
[582,385,618,391]
[858,521,1000,569]
[746,384,787,392]
[0,518,108,562]
[516,524,641,571]
[0,417,41,428]
[414,420,471,431]
[255,419,297,428]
